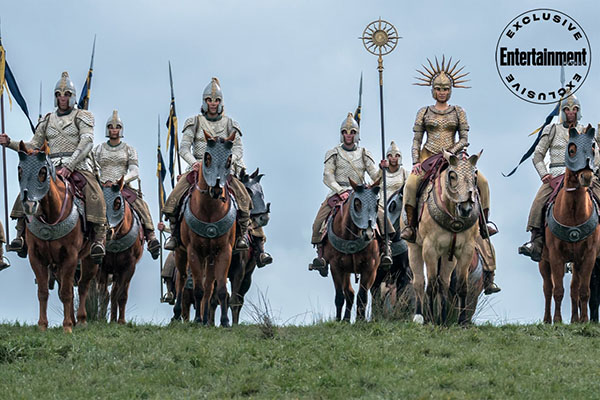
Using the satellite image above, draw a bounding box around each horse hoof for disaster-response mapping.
[413,314,424,324]
[221,320,231,328]
[64,326,73,334]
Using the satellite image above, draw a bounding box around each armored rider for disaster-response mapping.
[519,94,600,261]
[309,112,393,275]
[0,72,107,263]
[162,77,254,254]
[93,110,161,259]
[402,57,500,294]
[379,141,408,208]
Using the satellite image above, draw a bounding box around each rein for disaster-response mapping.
[37,178,72,226]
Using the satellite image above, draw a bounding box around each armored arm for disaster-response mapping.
[124,145,140,184]
[230,120,246,173]
[180,117,199,167]
[411,107,427,164]
[8,114,49,152]
[66,110,94,171]
[533,124,553,178]
[449,106,469,154]
[323,149,345,194]
[363,148,382,183]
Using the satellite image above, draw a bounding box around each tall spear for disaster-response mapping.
[38,81,42,122]
[157,114,165,301]
[360,18,400,261]
[0,20,9,244]
[78,35,96,110]
[354,72,363,126]
[166,61,182,187]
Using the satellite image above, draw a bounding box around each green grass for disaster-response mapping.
[1,321,600,399]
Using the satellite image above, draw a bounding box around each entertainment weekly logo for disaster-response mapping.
[495,9,591,104]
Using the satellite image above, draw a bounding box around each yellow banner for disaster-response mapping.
[0,45,5,97]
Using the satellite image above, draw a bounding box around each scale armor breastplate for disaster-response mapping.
[380,168,406,207]
[421,106,465,155]
[46,112,94,172]
[95,142,131,183]
[323,146,371,198]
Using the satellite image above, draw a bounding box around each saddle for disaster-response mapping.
[546,174,565,206]
[61,168,87,201]
[416,153,447,202]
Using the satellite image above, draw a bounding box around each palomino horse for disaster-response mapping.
[323,178,381,321]
[540,125,600,324]
[17,142,97,332]
[173,131,237,327]
[97,177,144,324]
[405,150,482,325]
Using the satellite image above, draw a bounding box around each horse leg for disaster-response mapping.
[453,249,472,326]
[423,245,440,324]
[232,262,253,325]
[97,271,109,322]
[357,265,377,321]
[117,264,135,325]
[172,250,187,321]
[342,273,355,322]
[30,258,49,331]
[201,262,216,326]
[76,257,98,326]
[329,262,345,321]
[109,275,119,323]
[570,265,582,323]
[539,258,553,324]
[549,258,565,324]
[57,258,77,333]
[408,244,425,323]
[576,254,596,323]
[590,260,600,322]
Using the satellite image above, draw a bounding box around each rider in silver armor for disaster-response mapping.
[0,72,107,263]
[93,110,161,259]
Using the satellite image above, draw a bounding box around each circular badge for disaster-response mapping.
[495,9,591,104]
[205,225,218,238]
[450,220,465,232]
[569,229,581,242]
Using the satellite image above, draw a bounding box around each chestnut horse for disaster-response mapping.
[323,178,381,322]
[97,177,144,323]
[17,142,96,332]
[173,131,237,326]
[404,150,482,325]
[540,125,600,323]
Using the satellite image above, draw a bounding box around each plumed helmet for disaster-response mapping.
[201,77,224,115]
[561,92,582,122]
[339,112,360,144]
[105,110,124,137]
[386,140,403,164]
[54,71,77,108]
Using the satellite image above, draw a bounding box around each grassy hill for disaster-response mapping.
[1,321,600,399]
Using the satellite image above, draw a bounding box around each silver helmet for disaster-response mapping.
[339,112,360,143]
[54,71,77,108]
[386,141,403,165]
[105,110,124,137]
[560,93,582,122]
[201,77,224,115]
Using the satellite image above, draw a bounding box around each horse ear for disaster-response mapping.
[117,176,125,190]
[372,176,382,187]
[586,124,595,138]
[372,186,381,195]
[250,168,259,179]
[569,127,579,138]
[40,141,50,155]
[225,130,236,142]
[256,174,264,182]
[448,154,458,167]
[349,178,358,190]
[224,140,234,150]
[204,130,216,146]
[468,150,483,167]
[18,141,28,154]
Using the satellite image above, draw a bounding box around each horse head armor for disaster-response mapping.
[17,142,56,215]
[241,168,270,228]
[349,178,380,230]
[202,131,235,198]
[566,125,596,173]
[102,178,125,228]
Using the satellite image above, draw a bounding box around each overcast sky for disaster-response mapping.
[1,0,599,326]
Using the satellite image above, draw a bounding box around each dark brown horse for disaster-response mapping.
[323,178,381,321]
[173,131,237,326]
[540,126,600,323]
[17,142,96,332]
[97,177,144,324]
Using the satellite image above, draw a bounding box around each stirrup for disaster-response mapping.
[235,236,249,251]
[257,252,273,268]
[380,254,393,269]
[147,238,161,260]
[309,258,328,277]
[7,237,23,252]
[161,291,175,305]
[484,283,501,295]
[90,242,105,264]
[518,240,542,262]
[164,236,179,251]
[0,256,10,272]
[400,227,417,243]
